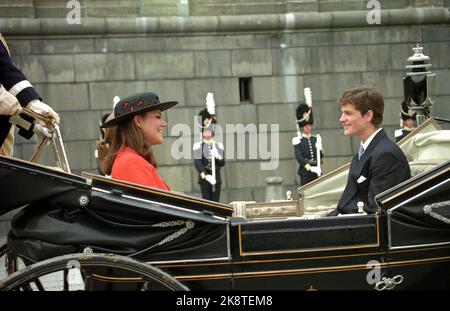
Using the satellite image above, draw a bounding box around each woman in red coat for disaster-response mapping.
[101,91,177,191]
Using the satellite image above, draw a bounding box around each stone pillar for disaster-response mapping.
[265,176,284,202]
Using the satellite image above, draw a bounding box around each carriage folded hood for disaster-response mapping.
[2,157,230,263]
[0,155,89,215]
[0,156,232,224]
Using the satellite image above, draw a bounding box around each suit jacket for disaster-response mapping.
[337,129,411,214]
[0,34,41,146]
[193,140,225,184]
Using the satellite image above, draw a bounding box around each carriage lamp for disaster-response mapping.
[403,44,436,126]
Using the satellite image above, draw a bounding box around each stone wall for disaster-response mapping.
[1,6,449,205]
[1,1,449,18]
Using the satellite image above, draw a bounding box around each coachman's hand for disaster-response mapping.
[27,99,60,126]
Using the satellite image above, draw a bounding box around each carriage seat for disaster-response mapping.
[409,158,448,176]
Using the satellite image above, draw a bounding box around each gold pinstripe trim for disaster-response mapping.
[238,216,380,256]
[176,273,232,281]
[89,252,450,282]
[175,255,450,281]
[241,243,379,257]
[380,167,449,205]
[155,245,450,269]
[235,226,242,257]
[91,273,144,283]
[83,172,233,211]
[376,215,380,243]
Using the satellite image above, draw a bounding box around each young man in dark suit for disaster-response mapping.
[330,86,411,215]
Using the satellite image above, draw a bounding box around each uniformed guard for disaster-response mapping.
[292,88,323,186]
[395,100,416,143]
[193,92,225,202]
[0,33,59,156]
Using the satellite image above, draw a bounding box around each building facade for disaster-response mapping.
[0,0,449,205]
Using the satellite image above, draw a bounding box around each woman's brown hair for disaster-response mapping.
[104,115,158,175]
[338,85,384,127]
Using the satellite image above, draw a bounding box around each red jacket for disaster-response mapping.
[111,146,170,191]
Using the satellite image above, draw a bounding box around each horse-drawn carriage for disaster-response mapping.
[0,114,449,291]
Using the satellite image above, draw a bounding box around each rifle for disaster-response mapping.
[211,141,216,192]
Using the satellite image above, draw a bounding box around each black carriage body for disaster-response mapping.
[223,161,450,290]
[1,155,449,290]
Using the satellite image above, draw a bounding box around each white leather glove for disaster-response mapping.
[210,147,222,160]
[27,99,60,125]
[205,174,217,185]
[0,85,22,116]
[315,134,323,151]
[310,165,321,176]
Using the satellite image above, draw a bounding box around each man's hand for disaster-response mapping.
[0,85,22,116]
[27,99,60,125]
[205,174,217,185]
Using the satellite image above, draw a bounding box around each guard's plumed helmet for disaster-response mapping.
[296,102,313,128]
[400,99,416,122]
[198,92,217,133]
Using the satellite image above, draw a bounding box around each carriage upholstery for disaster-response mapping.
[403,130,450,176]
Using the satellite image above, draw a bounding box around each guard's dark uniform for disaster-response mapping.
[293,135,322,186]
[194,141,225,202]
[395,128,413,142]
[0,34,41,146]
[395,100,416,143]
[293,101,323,186]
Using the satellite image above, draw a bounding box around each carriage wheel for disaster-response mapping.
[0,253,188,291]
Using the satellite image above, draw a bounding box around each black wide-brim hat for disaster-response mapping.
[101,91,177,128]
